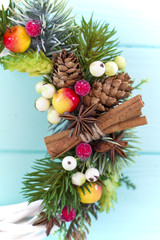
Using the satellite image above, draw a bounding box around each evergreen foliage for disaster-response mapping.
[22,156,81,218]
[54,204,99,240]
[0,50,53,76]
[9,0,77,57]
[120,175,136,190]
[67,15,121,78]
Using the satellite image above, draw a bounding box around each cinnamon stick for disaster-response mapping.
[44,95,147,158]
[104,116,147,134]
[97,94,144,130]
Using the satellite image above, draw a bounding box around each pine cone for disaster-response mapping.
[83,73,134,112]
[51,50,83,88]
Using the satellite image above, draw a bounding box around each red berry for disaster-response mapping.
[74,79,91,96]
[61,206,76,222]
[76,143,92,160]
[25,20,42,37]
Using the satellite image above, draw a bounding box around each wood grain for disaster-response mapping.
[0,1,159,240]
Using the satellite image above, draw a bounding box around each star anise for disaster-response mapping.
[33,212,61,236]
[61,105,98,137]
[92,131,128,164]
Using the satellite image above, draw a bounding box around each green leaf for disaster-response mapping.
[0,50,53,76]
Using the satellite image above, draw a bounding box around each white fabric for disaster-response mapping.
[0,201,56,240]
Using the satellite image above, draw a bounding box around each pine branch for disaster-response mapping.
[67,14,121,79]
[54,204,99,240]
[22,156,81,217]
[120,175,136,190]
[10,0,77,58]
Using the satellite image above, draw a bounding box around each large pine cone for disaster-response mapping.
[83,73,134,112]
[51,50,83,88]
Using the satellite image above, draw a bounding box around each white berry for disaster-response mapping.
[89,61,105,77]
[47,109,61,124]
[105,61,118,76]
[35,81,45,94]
[41,83,56,99]
[62,156,77,171]
[85,168,100,182]
[114,56,127,70]
[48,106,55,112]
[35,97,50,112]
[71,172,86,186]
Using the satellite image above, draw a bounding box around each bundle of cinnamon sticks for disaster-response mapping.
[44,95,147,159]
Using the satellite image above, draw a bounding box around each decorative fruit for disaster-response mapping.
[62,156,77,171]
[71,172,86,186]
[52,88,79,114]
[85,168,100,182]
[104,61,118,76]
[48,106,55,112]
[3,26,31,53]
[61,206,76,222]
[41,83,56,99]
[74,79,91,96]
[76,143,92,160]
[114,56,127,70]
[89,61,105,77]
[77,182,102,204]
[0,0,10,11]
[35,81,45,94]
[35,97,50,112]
[47,109,61,124]
[25,19,42,37]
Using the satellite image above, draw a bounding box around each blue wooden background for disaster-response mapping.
[0,0,160,239]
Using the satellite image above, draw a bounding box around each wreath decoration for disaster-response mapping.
[0,0,148,239]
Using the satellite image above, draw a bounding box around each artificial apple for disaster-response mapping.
[52,88,79,114]
[77,182,102,204]
[3,26,31,53]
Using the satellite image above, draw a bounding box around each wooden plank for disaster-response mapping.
[119,47,160,153]
[0,48,159,152]
[69,0,160,47]
[1,153,160,239]
[0,68,47,151]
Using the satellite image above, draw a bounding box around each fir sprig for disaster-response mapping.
[67,15,121,79]
[54,204,99,240]
[120,175,136,190]
[22,156,81,218]
[10,0,77,57]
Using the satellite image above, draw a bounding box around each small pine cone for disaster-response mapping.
[51,50,83,88]
[83,73,134,112]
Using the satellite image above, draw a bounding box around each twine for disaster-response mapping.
[80,124,105,143]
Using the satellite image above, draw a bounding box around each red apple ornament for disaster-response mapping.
[3,26,31,53]
[52,88,79,114]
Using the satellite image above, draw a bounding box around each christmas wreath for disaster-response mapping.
[0,0,148,239]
